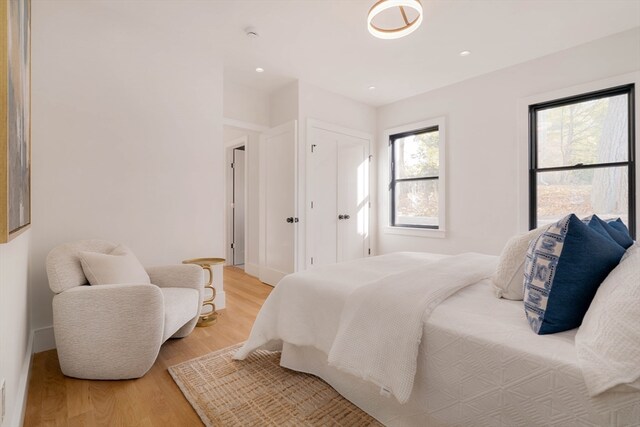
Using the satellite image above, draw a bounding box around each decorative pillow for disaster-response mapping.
[606,217,632,237]
[576,245,640,396]
[583,215,633,249]
[523,214,625,335]
[79,245,150,286]
[491,225,550,300]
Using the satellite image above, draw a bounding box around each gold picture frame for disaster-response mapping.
[1,0,31,243]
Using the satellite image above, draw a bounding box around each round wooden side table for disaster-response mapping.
[182,257,225,327]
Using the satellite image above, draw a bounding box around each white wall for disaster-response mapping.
[0,232,30,427]
[269,82,299,127]
[30,1,225,333]
[224,81,270,127]
[377,28,640,256]
[297,82,377,263]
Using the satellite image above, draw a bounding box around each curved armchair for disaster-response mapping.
[46,240,204,380]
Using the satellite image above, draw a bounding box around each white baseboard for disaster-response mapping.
[244,262,259,277]
[11,329,34,427]
[33,326,56,353]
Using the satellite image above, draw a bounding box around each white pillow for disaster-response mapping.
[491,225,549,300]
[79,244,150,286]
[576,244,640,396]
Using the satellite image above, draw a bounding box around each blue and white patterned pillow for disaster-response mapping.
[583,215,634,249]
[523,214,626,335]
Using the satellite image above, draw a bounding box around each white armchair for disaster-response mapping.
[46,240,204,380]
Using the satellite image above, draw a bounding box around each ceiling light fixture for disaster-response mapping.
[368,86,376,90]
[459,50,471,57]
[255,67,264,73]
[367,0,423,40]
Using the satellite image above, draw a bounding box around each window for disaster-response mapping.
[529,84,635,237]
[389,125,441,229]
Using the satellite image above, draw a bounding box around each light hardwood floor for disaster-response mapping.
[24,267,272,427]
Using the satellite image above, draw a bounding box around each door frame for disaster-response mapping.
[225,136,249,266]
[305,119,373,269]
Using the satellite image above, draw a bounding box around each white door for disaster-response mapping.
[337,137,369,262]
[307,123,370,267]
[232,148,245,265]
[308,128,338,266]
[259,121,298,286]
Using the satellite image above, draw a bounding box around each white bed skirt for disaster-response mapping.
[281,343,444,427]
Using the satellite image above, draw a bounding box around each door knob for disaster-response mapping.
[286,217,294,223]
[338,214,345,220]
[344,214,350,220]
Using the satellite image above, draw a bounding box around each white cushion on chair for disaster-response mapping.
[79,245,150,286]
[161,287,200,341]
[47,240,118,293]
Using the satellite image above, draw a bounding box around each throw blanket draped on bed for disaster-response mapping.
[235,253,496,404]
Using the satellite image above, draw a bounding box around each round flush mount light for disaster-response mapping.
[367,0,423,40]
[255,67,264,73]
[459,50,471,57]
[368,85,376,90]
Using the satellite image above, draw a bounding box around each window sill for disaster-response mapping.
[383,226,446,239]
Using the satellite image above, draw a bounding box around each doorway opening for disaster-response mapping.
[231,145,246,267]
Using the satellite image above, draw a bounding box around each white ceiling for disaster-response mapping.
[106,0,640,107]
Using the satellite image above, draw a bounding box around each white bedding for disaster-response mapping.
[237,252,640,426]
[235,252,496,403]
[235,252,447,354]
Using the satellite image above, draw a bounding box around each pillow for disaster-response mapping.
[79,245,150,286]
[606,217,632,237]
[576,245,640,396]
[523,214,625,335]
[583,215,633,249]
[491,225,549,300]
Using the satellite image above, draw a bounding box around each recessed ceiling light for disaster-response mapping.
[245,27,259,38]
[368,86,376,90]
[459,50,471,57]
[255,67,264,73]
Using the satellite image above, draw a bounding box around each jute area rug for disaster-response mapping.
[168,343,383,426]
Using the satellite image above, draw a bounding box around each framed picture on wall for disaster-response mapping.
[1,0,31,243]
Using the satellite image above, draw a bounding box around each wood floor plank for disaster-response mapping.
[24,267,272,427]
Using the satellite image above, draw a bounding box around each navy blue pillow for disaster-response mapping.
[606,218,634,245]
[523,214,626,335]
[583,215,633,249]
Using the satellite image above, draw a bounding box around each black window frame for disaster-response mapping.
[389,125,440,229]
[529,84,636,238]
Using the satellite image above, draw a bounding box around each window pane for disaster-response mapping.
[536,166,628,227]
[394,129,439,179]
[394,180,438,227]
[537,94,628,168]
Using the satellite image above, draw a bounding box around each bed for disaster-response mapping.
[235,252,640,426]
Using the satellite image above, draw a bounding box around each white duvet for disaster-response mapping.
[234,252,497,403]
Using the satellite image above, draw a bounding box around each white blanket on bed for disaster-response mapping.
[328,253,496,403]
[235,252,496,403]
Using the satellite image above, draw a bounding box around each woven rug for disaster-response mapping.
[168,343,382,426]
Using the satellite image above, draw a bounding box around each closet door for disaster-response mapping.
[308,128,338,266]
[337,135,369,262]
[307,122,370,268]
